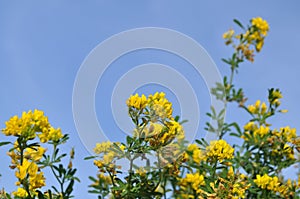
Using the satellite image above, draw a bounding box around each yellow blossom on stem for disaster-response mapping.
[254,174,280,191]
[13,187,28,198]
[251,17,269,36]
[126,93,147,110]
[180,172,205,194]
[206,140,234,162]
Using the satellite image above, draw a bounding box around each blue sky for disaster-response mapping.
[1,1,300,198]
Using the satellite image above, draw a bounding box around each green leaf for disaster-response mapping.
[221,58,231,65]
[217,108,226,118]
[36,190,45,199]
[84,155,97,160]
[233,19,245,29]
[126,136,133,145]
[65,179,75,196]
[180,119,188,125]
[0,141,11,147]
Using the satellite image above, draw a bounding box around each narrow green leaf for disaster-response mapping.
[0,141,11,147]
[233,19,245,29]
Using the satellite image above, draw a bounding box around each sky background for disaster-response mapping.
[0,1,300,198]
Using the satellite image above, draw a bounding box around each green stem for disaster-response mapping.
[50,143,65,197]
[127,157,134,198]
[212,160,218,179]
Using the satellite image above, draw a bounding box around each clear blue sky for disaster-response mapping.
[1,1,300,198]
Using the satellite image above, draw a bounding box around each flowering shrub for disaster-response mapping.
[1,17,300,199]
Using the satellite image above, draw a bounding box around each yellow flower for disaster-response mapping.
[187,144,206,164]
[281,126,297,142]
[247,105,257,114]
[27,161,39,177]
[126,93,147,110]
[25,146,46,161]
[29,172,46,189]
[244,122,258,131]
[48,127,63,141]
[251,17,269,36]
[13,187,28,197]
[148,92,173,119]
[2,109,62,144]
[97,173,112,184]
[256,40,264,52]
[260,102,267,114]
[206,140,234,162]
[254,174,280,191]
[180,172,205,194]
[15,159,31,180]
[272,90,283,99]
[223,29,235,39]
[279,109,288,113]
[94,141,112,154]
[254,126,270,138]
[228,166,234,178]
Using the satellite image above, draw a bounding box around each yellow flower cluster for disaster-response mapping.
[248,17,269,52]
[226,169,250,198]
[272,126,297,143]
[15,159,46,188]
[254,174,280,191]
[247,100,268,115]
[12,187,28,198]
[139,120,184,147]
[223,29,234,41]
[93,141,124,172]
[148,92,173,120]
[94,141,113,154]
[209,173,250,199]
[2,109,63,142]
[277,178,299,198]
[223,17,269,62]
[187,143,206,164]
[269,89,283,107]
[251,17,269,36]
[127,92,173,120]
[128,92,184,146]
[179,172,205,195]
[206,140,234,162]
[8,144,47,197]
[126,93,147,110]
[1,110,64,197]
[254,174,300,197]
[242,122,270,141]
